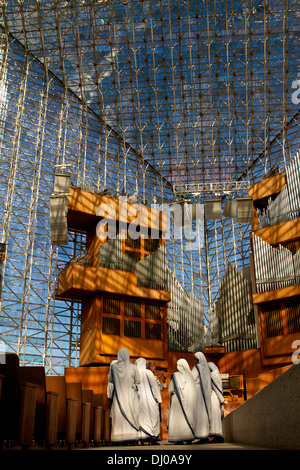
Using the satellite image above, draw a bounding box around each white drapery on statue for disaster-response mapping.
[135,357,161,441]
[208,362,225,438]
[108,348,141,443]
[192,352,212,440]
[167,359,197,443]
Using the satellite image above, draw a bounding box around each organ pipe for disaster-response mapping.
[167,267,205,352]
[216,264,257,353]
[252,233,299,293]
[258,151,300,229]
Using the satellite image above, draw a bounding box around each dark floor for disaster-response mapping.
[2,439,275,451]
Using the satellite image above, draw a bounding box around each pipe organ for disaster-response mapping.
[98,232,168,291]
[56,186,170,365]
[55,185,206,367]
[98,232,204,353]
[167,268,205,352]
[286,151,300,217]
[252,233,300,293]
[215,264,257,353]
[257,151,300,229]
[249,162,300,366]
[136,244,168,291]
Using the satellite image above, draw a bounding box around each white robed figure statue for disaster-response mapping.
[192,352,212,442]
[107,359,117,399]
[208,362,227,442]
[135,357,161,443]
[167,359,197,444]
[108,348,141,443]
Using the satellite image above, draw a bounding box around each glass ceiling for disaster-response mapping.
[1,0,300,372]
[5,0,300,183]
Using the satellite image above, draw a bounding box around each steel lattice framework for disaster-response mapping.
[0,0,300,374]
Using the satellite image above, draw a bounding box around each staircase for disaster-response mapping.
[223,364,300,450]
[244,364,293,398]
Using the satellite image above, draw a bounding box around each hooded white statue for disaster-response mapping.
[107,348,141,443]
[167,358,197,444]
[208,362,227,441]
[192,352,212,442]
[107,359,117,399]
[135,357,161,443]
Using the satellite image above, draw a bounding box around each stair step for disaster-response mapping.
[257,364,292,384]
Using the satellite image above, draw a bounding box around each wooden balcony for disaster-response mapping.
[248,172,286,203]
[67,185,167,233]
[56,264,170,302]
[252,284,300,305]
[252,217,300,247]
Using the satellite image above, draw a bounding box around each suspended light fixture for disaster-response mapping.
[50,195,69,246]
[236,197,253,223]
[53,173,71,195]
[50,173,71,246]
[223,200,237,218]
[204,199,223,220]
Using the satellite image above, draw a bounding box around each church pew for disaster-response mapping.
[66,382,82,435]
[103,409,111,444]
[66,381,93,446]
[0,354,38,449]
[1,359,111,449]
[45,375,67,437]
[18,382,37,449]
[82,389,94,438]
[104,395,111,444]
[0,353,21,445]
[66,397,77,449]
[20,366,47,444]
[46,391,59,449]
[93,394,104,442]
[103,395,111,410]
[81,402,91,446]
[20,366,64,448]
[93,405,102,446]
[46,377,94,447]
[93,393,104,409]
